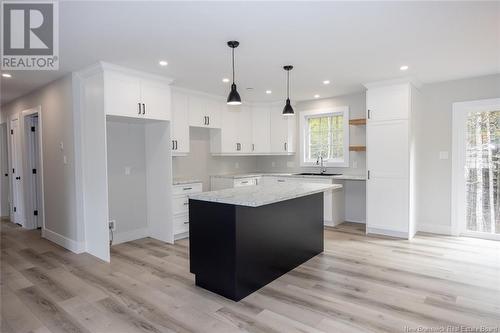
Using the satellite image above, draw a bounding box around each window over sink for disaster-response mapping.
[299,106,349,167]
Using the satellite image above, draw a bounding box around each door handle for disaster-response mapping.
[142,103,146,115]
[138,103,141,114]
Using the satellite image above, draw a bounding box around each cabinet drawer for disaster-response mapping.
[234,178,257,187]
[173,183,202,196]
[173,196,189,215]
[173,214,189,235]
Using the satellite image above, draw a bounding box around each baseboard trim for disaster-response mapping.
[174,231,189,241]
[344,219,366,224]
[42,228,85,253]
[112,227,149,245]
[366,227,409,239]
[417,223,452,236]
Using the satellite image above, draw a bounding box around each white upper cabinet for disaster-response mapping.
[188,95,221,129]
[366,83,410,122]
[171,90,190,155]
[104,72,142,118]
[104,71,171,121]
[270,105,296,154]
[211,105,253,154]
[140,80,171,121]
[251,105,271,154]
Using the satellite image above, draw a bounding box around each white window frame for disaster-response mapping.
[299,106,349,168]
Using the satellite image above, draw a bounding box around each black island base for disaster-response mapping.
[189,192,324,301]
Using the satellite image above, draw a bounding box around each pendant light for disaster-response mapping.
[282,65,294,116]
[226,41,242,105]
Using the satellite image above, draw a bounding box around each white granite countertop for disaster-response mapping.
[210,173,366,181]
[173,178,203,185]
[189,183,342,207]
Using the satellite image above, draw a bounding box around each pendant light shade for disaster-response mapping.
[282,65,294,116]
[226,41,242,105]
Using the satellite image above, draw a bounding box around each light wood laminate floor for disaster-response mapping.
[1,220,500,333]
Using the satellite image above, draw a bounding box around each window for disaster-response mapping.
[300,106,349,167]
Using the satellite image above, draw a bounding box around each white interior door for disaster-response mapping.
[452,98,500,240]
[9,118,24,225]
[0,123,9,218]
[26,115,43,228]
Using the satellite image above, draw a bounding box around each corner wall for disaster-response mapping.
[0,75,81,247]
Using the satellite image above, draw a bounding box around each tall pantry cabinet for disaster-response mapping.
[365,81,421,239]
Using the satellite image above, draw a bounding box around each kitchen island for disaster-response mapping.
[188,182,341,301]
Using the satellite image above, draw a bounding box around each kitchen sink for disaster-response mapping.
[295,173,342,176]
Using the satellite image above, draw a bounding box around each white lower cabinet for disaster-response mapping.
[172,182,202,239]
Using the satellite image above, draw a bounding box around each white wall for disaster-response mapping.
[0,75,80,242]
[172,127,258,190]
[415,74,500,234]
[106,119,148,239]
[256,92,367,175]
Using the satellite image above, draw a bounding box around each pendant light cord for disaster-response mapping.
[287,70,290,99]
[232,48,235,83]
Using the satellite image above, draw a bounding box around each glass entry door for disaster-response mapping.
[464,110,499,239]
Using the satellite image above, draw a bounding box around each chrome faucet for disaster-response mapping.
[316,155,327,174]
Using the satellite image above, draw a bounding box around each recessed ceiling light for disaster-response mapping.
[400,65,409,71]
[2,73,12,78]
[159,60,168,66]
[323,80,330,85]
[222,78,230,83]
[266,90,272,94]
[314,94,320,98]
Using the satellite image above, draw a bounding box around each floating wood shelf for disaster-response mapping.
[349,118,366,126]
[349,145,366,152]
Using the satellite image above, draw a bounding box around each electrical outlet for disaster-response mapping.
[109,220,116,231]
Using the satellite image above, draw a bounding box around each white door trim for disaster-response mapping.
[451,98,500,238]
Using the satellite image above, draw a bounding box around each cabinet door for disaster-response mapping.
[171,91,190,154]
[104,72,141,118]
[367,120,409,179]
[219,105,239,153]
[251,106,271,153]
[140,80,171,121]
[270,105,289,153]
[366,84,410,122]
[366,177,409,233]
[237,106,253,153]
[205,99,222,129]
[188,95,206,127]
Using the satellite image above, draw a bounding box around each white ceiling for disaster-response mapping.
[1,1,499,106]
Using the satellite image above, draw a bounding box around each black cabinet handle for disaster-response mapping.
[183,202,189,206]
[241,181,248,184]
[277,179,285,183]
[367,109,371,119]
[284,142,287,151]
[183,221,189,224]
[138,103,141,114]
[172,140,175,150]
[142,103,146,115]
[207,116,210,125]
[367,170,370,180]
[175,140,178,150]
[16,176,20,180]
[203,116,207,125]
[183,187,192,191]
[252,144,255,151]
